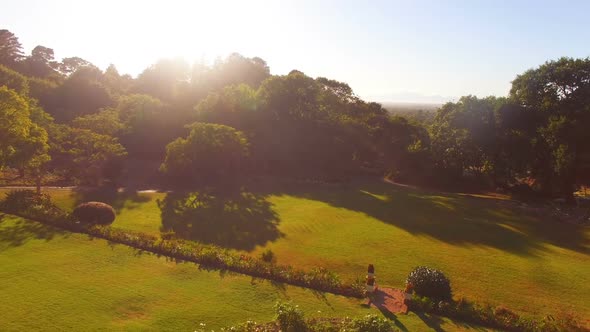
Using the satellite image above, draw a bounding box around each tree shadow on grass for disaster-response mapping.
[0,213,67,250]
[157,187,282,251]
[254,178,589,256]
[415,311,446,332]
[73,186,151,212]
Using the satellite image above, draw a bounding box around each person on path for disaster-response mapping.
[366,264,378,294]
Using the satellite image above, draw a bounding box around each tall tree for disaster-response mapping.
[160,123,249,184]
[48,125,126,185]
[0,29,24,68]
[510,57,590,201]
[22,45,60,79]
[51,66,114,121]
[0,87,50,191]
[58,56,91,76]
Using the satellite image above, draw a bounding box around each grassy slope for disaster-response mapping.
[0,214,480,331]
[2,179,588,322]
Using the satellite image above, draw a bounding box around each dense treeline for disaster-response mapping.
[1,28,589,201]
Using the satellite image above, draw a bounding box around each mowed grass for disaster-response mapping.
[0,214,482,331]
[2,178,589,322]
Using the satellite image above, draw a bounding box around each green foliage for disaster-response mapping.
[0,190,66,222]
[349,315,396,332]
[406,295,589,332]
[72,108,123,136]
[406,266,452,301]
[28,77,59,112]
[48,125,126,185]
[0,86,50,173]
[51,66,114,121]
[0,29,24,67]
[115,94,182,159]
[20,45,60,79]
[274,302,307,332]
[160,123,249,183]
[72,202,116,225]
[58,56,91,76]
[509,57,590,200]
[0,64,29,94]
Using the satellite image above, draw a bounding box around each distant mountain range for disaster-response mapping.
[367,92,456,107]
[380,101,441,113]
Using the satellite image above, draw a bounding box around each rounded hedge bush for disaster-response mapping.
[72,202,116,225]
[406,266,452,301]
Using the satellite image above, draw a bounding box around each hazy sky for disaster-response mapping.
[2,0,589,103]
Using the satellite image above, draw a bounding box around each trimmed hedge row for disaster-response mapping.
[407,294,588,332]
[214,302,398,332]
[0,190,364,298]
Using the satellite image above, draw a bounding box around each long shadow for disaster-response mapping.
[157,187,282,251]
[252,177,589,256]
[363,289,408,331]
[0,213,66,250]
[415,311,445,332]
[72,186,151,212]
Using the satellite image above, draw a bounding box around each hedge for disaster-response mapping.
[0,190,364,298]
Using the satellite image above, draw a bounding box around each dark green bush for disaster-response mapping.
[0,190,67,222]
[275,302,307,332]
[72,201,116,225]
[406,266,452,301]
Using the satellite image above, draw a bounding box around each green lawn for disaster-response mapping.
[0,214,479,331]
[2,178,589,323]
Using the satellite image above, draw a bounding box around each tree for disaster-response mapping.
[72,108,123,136]
[21,45,60,79]
[0,29,24,68]
[115,94,184,159]
[58,57,91,76]
[160,123,249,183]
[133,58,190,102]
[430,96,498,178]
[51,66,114,121]
[0,64,29,94]
[510,57,590,201]
[48,125,127,185]
[0,87,50,191]
[0,86,34,167]
[103,64,133,96]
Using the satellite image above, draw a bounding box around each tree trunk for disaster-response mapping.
[562,177,577,205]
[36,173,42,195]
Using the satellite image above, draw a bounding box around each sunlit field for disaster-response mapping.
[0,214,481,331]
[4,177,588,322]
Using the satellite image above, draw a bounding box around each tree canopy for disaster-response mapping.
[1,27,589,201]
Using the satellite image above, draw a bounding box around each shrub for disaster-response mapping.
[350,315,395,332]
[406,266,452,301]
[72,201,116,225]
[260,248,276,263]
[0,190,67,222]
[275,302,307,332]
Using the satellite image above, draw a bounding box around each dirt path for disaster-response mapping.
[367,287,408,315]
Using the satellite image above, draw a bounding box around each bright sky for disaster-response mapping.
[2,0,589,103]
